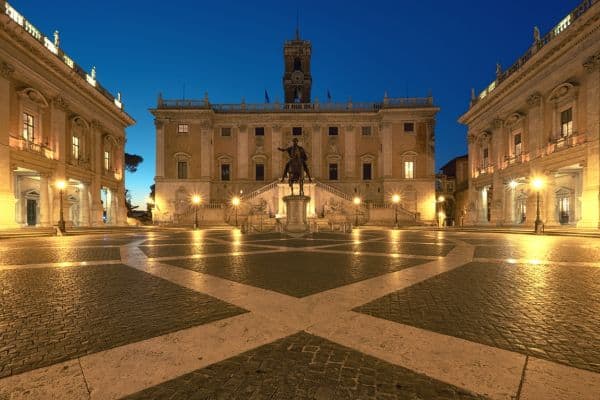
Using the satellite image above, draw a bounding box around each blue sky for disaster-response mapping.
[13,0,578,207]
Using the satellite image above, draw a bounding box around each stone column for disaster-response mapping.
[271,125,282,180]
[344,125,355,178]
[381,122,392,178]
[200,122,211,180]
[39,174,50,226]
[237,124,248,180]
[90,121,104,225]
[0,61,16,228]
[580,53,600,227]
[155,119,165,178]
[311,124,321,179]
[80,182,90,226]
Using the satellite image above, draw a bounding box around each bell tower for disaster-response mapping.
[283,29,312,103]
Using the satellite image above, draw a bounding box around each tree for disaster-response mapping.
[124,153,144,173]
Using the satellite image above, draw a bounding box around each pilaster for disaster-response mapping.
[271,124,282,180]
[344,125,355,178]
[155,119,165,178]
[381,122,392,178]
[200,121,211,179]
[80,182,90,226]
[237,124,248,180]
[39,174,50,226]
[311,124,321,179]
[0,61,16,227]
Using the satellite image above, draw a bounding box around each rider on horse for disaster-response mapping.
[278,138,312,182]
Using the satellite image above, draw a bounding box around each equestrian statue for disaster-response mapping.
[278,138,312,196]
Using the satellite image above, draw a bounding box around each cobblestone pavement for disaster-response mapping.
[356,261,600,373]
[0,228,599,399]
[0,263,245,378]
[165,251,429,297]
[125,331,485,400]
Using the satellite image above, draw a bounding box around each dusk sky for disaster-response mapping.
[13,0,578,207]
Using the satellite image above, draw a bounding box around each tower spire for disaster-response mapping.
[296,9,300,40]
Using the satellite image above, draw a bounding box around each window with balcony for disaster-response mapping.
[221,127,231,137]
[404,161,415,179]
[255,127,265,136]
[328,163,338,180]
[514,133,522,156]
[72,136,80,160]
[293,127,303,136]
[104,151,111,171]
[22,112,35,141]
[362,163,372,180]
[221,164,231,181]
[561,108,573,137]
[177,161,188,179]
[404,122,415,133]
[328,126,338,136]
[482,148,489,168]
[177,124,189,134]
[255,163,265,181]
[361,126,372,136]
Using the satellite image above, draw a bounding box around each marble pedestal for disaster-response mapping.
[283,195,310,236]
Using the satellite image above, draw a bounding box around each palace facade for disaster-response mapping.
[0,1,134,228]
[152,33,439,226]
[460,0,600,229]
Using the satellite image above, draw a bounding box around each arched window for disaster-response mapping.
[401,151,417,179]
[293,57,302,71]
[173,152,191,180]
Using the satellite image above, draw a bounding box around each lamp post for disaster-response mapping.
[192,195,201,230]
[391,194,400,229]
[532,177,544,234]
[353,196,361,227]
[437,195,445,227]
[56,180,66,233]
[231,196,240,227]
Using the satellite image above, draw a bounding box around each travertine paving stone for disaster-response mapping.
[356,261,600,373]
[165,251,429,297]
[0,264,245,378]
[138,243,266,258]
[324,241,455,256]
[124,331,487,400]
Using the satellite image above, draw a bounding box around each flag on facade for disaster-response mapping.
[264,90,270,103]
[327,89,332,102]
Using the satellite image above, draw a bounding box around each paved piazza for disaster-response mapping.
[0,229,599,399]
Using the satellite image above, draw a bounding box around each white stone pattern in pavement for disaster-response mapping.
[0,233,599,400]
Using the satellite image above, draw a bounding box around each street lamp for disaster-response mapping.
[192,194,201,230]
[55,180,66,233]
[231,196,240,227]
[391,194,401,229]
[353,196,361,227]
[532,177,544,234]
[437,195,445,227]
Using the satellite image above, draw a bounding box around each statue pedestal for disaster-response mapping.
[283,195,310,235]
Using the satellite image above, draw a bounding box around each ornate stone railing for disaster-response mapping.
[472,0,598,106]
[158,97,434,112]
[2,2,124,111]
[240,179,279,201]
[314,180,354,202]
[9,135,54,159]
[544,132,587,156]
[473,163,495,178]
[503,152,530,168]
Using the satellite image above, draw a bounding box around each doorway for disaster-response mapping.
[26,199,37,226]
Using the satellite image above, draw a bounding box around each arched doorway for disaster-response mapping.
[515,191,527,224]
[555,187,573,225]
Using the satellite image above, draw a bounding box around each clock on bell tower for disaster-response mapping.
[283,32,312,103]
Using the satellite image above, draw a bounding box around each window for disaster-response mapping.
[561,108,573,137]
[221,127,231,137]
[178,124,189,134]
[482,148,489,167]
[221,164,231,181]
[361,126,372,136]
[72,136,80,160]
[104,151,110,171]
[447,181,455,192]
[328,163,338,180]
[177,161,188,179]
[292,127,302,136]
[22,112,34,141]
[255,163,265,181]
[362,163,372,180]
[404,122,415,133]
[404,161,414,179]
[514,133,522,156]
[328,126,338,136]
[255,127,265,136]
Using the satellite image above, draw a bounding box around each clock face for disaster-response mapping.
[291,70,304,84]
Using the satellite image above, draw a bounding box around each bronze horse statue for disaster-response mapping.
[287,151,304,196]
